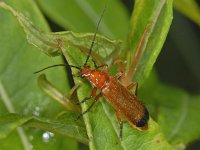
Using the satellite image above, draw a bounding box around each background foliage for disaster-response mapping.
[0,0,200,150]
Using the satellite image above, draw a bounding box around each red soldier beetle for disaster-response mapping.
[35,5,149,139]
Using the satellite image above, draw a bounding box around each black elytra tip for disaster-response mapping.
[136,108,149,128]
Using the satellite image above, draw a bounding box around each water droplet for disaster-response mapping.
[33,106,40,116]
[42,131,54,143]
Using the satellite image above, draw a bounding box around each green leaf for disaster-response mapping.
[73,76,172,150]
[0,1,122,65]
[0,2,173,150]
[0,0,77,149]
[0,113,88,144]
[3,0,50,30]
[140,72,200,148]
[27,130,78,150]
[122,0,173,87]
[36,0,130,40]
[174,0,200,26]
[37,74,81,112]
[1,0,200,149]
[157,88,200,146]
[0,130,25,150]
[0,113,31,139]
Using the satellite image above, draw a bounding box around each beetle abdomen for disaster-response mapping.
[135,108,149,129]
[102,77,149,130]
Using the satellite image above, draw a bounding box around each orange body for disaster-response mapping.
[80,66,149,130]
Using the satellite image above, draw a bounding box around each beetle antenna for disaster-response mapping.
[34,64,81,74]
[84,5,107,67]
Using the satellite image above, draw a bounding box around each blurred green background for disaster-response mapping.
[0,0,199,149]
[46,0,200,150]
[45,0,200,149]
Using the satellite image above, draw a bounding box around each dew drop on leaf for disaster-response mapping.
[33,106,40,116]
[42,131,54,143]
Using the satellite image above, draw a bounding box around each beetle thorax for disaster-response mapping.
[80,66,109,89]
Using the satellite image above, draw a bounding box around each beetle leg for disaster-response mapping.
[77,93,102,120]
[114,71,124,79]
[127,82,138,96]
[115,111,123,140]
[76,87,97,105]
[96,64,108,70]
[96,64,108,74]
